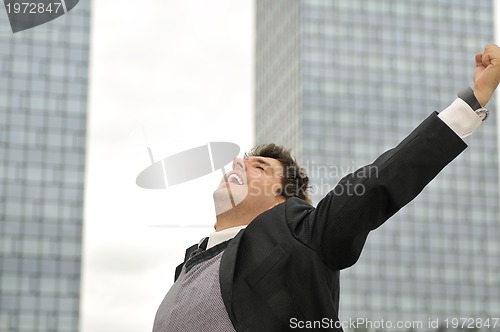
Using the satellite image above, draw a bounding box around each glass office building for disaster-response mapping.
[256,0,500,330]
[0,3,90,332]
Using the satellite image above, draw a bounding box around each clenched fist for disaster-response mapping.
[474,44,500,107]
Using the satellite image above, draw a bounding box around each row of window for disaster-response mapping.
[1,220,81,237]
[303,26,484,53]
[1,199,83,220]
[1,60,89,84]
[0,311,78,331]
[0,150,85,172]
[0,95,87,117]
[340,288,500,312]
[1,236,81,257]
[0,127,85,153]
[0,22,90,47]
[302,0,491,20]
[1,256,81,278]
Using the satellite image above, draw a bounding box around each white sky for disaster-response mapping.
[82,1,253,331]
[81,1,500,331]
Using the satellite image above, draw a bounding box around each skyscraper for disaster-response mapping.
[256,0,500,330]
[0,3,90,331]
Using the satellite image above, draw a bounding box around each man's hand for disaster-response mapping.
[474,44,500,106]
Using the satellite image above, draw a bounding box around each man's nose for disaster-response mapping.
[232,157,245,171]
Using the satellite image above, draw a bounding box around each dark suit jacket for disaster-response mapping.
[175,113,467,331]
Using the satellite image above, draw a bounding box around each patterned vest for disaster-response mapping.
[153,241,236,332]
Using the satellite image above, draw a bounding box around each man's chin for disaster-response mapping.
[213,186,247,216]
[214,183,247,198]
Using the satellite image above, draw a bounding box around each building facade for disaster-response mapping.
[0,3,91,332]
[256,0,500,330]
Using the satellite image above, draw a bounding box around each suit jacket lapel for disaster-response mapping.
[174,243,199,281]
[219,229,245,330]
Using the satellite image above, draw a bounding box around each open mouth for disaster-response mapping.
[226,173,244,185]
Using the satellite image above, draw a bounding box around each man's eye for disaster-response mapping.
[257,166,264,170]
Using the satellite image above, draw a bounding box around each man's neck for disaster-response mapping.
[214,200,285,231]
[214,208,256,231]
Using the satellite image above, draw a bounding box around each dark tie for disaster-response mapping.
[190,237,209,258]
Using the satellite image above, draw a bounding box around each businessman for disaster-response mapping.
[153,44,500,331]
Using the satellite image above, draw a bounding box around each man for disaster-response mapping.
[153,44,500,331]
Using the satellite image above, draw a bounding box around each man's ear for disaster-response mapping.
[275,185,283,197]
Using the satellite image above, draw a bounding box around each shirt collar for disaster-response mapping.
[206,225,246,250]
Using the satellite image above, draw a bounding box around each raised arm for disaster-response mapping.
[286,44,500,271]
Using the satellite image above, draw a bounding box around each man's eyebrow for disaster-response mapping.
[253,158,273,168]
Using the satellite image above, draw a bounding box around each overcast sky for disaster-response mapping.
[82,1,253,331]
[81,1,500,331]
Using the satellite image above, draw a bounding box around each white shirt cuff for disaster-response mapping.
[438,98,483,138]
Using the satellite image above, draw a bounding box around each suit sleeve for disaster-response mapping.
[287,112,467,271]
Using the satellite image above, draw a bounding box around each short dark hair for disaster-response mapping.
[245,144,311,204]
